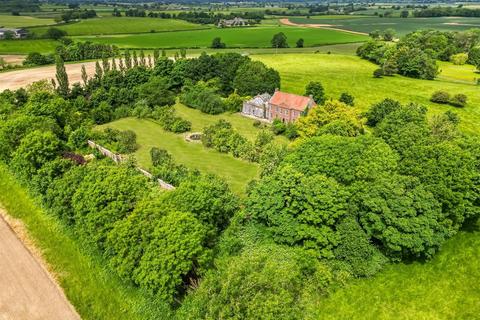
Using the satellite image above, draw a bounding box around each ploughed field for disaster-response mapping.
[290,16,480,35]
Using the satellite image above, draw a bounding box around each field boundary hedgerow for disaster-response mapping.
[0,164,172,320]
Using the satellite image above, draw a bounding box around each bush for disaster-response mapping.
[450,94,467,107]
[373,68,384,78]
[430,90,451,104]
[450,53,468,65]
[180,82,226,115]
[271,118,286,135]
[151,106,191,133]
[339,92,355,106]
[23,52,55,66]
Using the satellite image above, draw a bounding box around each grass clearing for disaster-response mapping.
[97,117,259,195]
[254,53,480,134]
[437,61,479,84]
[0,164,171,320]
[74,25,367,48]
[0,14,55,27]
[308,221,480,319]
[29,17,206,36]
[290,16,480,35]
[0,39,59,54]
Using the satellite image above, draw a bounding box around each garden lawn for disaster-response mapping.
[74,25,367,48]
[29,17,206,36]
[0,39,59,54]
[0,164,172,320]
[290,16,480,35]
[254,53,480,134]
[306,221,480,319]
[0,14,55,27]
[97,117,259,195]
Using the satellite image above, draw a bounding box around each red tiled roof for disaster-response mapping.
[269,91,315,111]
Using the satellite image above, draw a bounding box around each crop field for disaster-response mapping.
[98,116,259,195]
[310,221,480,319]
[75,25,367,48]
[290,16,480,35]
[29,17,205,36]
[0,39,59,54]
[0,14,55,27]
[254,53,480,134]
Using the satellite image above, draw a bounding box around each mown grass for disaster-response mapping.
[254,53,480,134]
[307,221,480,319]
[0,164,172,320]
[0,14,55,27]
[97,117,259,195]
[74,25,367,48]
[437,61,479,84]
[0,39,59,54]
[290,16,480,36]
[29,17,206,36]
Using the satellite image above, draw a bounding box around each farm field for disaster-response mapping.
[254,53,480,134]
[75,25,367,48]
[0,39,59,54]
[289,16,480,35]
[310,221,480,319]
[0,14,55,27]
[97,117,259,195]
[29,17,206,36]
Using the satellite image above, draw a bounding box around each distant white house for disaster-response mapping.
[0,28,28,39]
[217,17,248,28]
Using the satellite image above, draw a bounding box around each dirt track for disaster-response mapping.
[279,18,368,36]
[0,61,97,92]
[0,211,80,320]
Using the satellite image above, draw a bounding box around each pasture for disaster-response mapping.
[98,116,260,195]
[0,39,59,54]
[75,25,367,48]
[29,17,205,36]
[253,53,480,134]
[0,14,55,27]
[290,16,480,35]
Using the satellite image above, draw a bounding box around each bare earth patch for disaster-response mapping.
[0,210,80,320]
[0,55,25,66]
[279,18,368,36]
[0,61,98,91]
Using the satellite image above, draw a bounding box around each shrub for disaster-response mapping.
[271,118,286,135]
[365,98,401,127]
[450,53,468,65]
[339,92,355,106]
[430,90,451,104]
[450,94,467,107]
[373,68,384,78]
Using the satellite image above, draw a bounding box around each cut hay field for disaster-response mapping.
[253,53,480,134]
[75,25,367,49]
[0,14,55,27]
[0,39,59,54]
[97,115,260,195]
[29,17,206,36]
[290,16,480,35]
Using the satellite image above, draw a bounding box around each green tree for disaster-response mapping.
[296,38,304,48]
[55,55,69,97]
[339,92,355,106]
[137,76,175,107]
[233,61,280,96]
[382,28,396,41]
[271,32,288,48]
[44,27,67,40]
[246,166,349,257]
[211,37,226,48]
[365,98,401,126]
[304,81,325,105]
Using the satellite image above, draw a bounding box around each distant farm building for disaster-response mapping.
[242,90,316,123]
[217,17,248,27]
[0,28,28,39]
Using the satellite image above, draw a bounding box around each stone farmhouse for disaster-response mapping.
[0,28,28,39]
[217,17,248,27]
[242,90,316,123]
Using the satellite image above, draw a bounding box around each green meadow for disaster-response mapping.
[75,25,367,48]
[0,39,59,54]
[254,53,480,134]
[29,17,205,36]
[0,14,55,27]
[290,16,480,35]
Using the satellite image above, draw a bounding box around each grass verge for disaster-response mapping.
[0,164,172,320]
